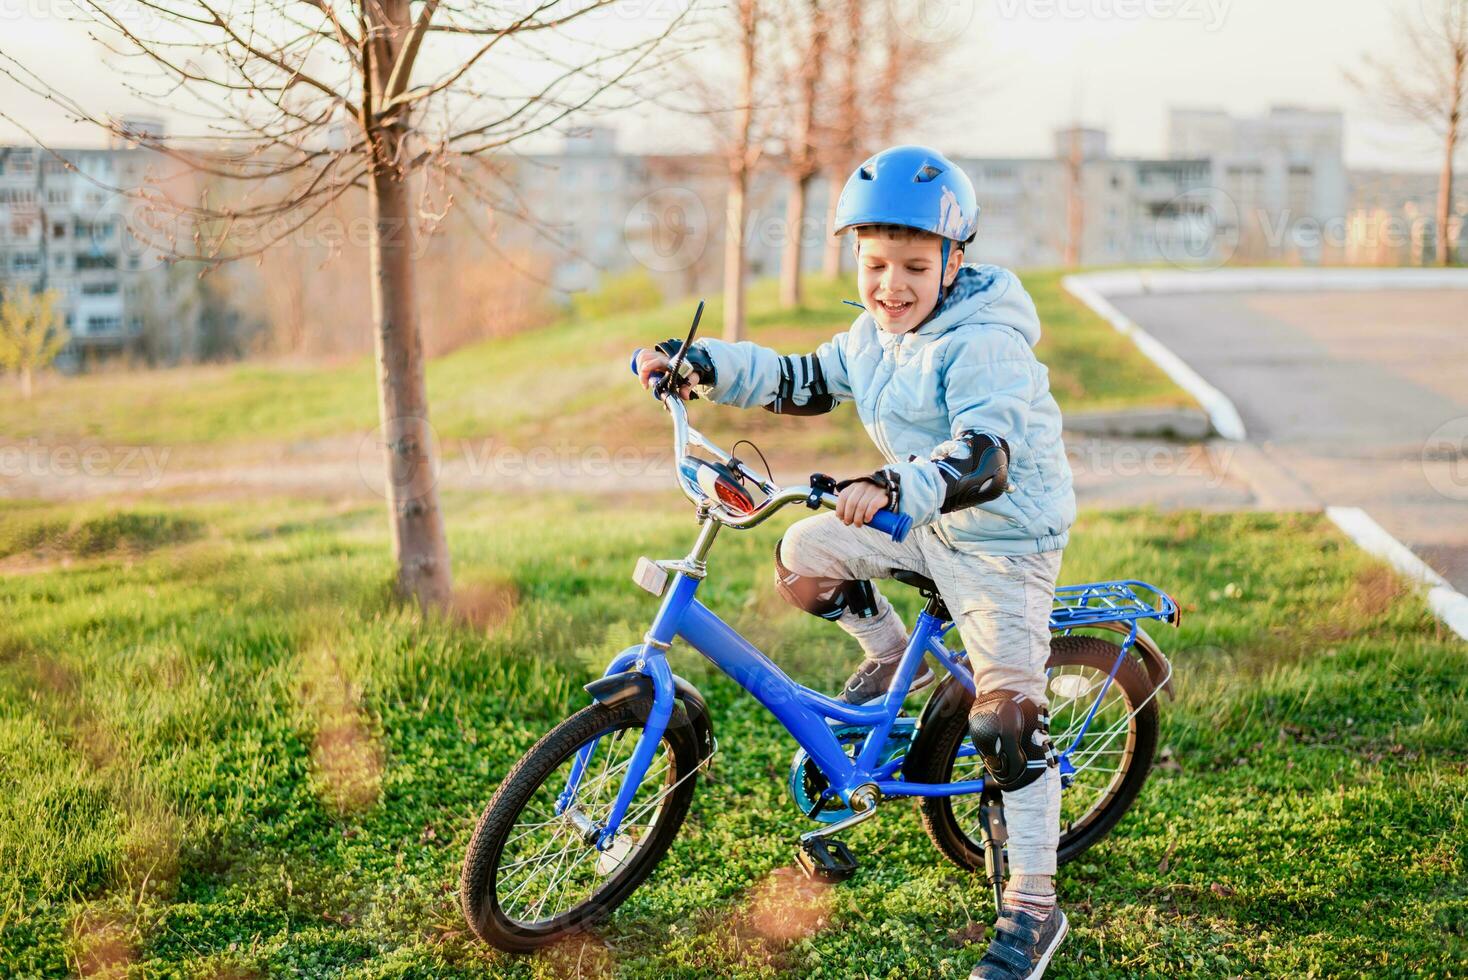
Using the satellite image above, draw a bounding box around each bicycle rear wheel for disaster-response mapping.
[460,695,701,952]
[912,635,1160,869]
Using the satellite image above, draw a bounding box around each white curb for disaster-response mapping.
[1061,275,1247,441]
[1062,267,1468,642]
[1326,506,1468,642]
[1063,267,1468,443]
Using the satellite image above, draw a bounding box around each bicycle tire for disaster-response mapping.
[910,635,1160,870]
[460,694,700,952]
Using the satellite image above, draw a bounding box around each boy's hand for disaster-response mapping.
[635,349,700,400]
[835,480,889,527]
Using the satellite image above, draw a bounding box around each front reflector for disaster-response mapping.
[633,557,669,597]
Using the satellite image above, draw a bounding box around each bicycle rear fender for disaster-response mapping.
[903,674,973,782]
[584,670,717,763]
[1085,623,1175,699]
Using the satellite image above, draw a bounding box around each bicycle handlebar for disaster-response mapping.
[630,349,911,543]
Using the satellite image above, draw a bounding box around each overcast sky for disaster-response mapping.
[0,0,1448,172]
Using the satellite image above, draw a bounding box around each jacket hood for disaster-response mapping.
[917,263,1041,347]
[859,264,1042,350]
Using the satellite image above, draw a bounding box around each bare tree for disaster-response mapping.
[816,1,954,279]
[1348,0,1468,266]
[775,0,830,308]
[722,0,762,341]
[2,1,689,609]
[819,0,863,280]
[0,285,68,400]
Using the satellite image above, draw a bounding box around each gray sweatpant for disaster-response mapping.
[781,512,1063,876]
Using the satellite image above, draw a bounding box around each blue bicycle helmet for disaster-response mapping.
[833,145,979,303]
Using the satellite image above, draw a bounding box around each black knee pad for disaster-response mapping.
[773,538,879,621]
[967,689,1056,791]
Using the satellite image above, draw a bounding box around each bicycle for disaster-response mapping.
[460,306,1181,953]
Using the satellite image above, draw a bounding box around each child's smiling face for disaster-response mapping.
[854,227,962,334]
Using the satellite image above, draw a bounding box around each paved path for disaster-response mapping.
[1112,289,1468,591]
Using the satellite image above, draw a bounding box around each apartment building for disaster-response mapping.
[0,141,160,365]
[1168,105,1349,263]
[499,124,1232,296]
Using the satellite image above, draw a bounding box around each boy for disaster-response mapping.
[635,145,1075,980]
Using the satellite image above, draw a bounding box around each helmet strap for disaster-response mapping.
[936,238,953,306]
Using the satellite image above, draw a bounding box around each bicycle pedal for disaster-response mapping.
[796,837,858,882]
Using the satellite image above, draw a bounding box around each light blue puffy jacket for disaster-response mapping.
[695,264,1075,556]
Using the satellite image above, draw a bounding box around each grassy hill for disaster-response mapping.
[0,494,1463,976]
[0,271,1192,470]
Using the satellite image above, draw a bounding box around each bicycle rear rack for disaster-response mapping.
[1051,579,1179,631]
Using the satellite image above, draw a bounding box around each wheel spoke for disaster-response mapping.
[484,717,706,930]
[946,655,1145,856]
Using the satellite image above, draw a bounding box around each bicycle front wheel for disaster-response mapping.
[459,695,701,952]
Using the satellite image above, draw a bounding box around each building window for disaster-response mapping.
[75,253,118,270]
[86,316,122,335]
[52,222,65,239]
[81,281,119,295]
[46,189,68,205]
[11,252,40,272]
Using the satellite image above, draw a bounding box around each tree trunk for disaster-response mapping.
[724,0,757,342]
[1437,124,1459,267]
[19,366,32,400]
[723,168,748,341]
[822,168,844,278]
[779,173,810,307]
[367,131,454,611]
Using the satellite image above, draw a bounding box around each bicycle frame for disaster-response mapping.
[558,380,1179,852]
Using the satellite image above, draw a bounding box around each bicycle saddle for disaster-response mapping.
[891,570,952,620]
[892,569,940,594]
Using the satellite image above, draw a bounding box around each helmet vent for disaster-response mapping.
[914,163,942,183]
[858,164,876,180]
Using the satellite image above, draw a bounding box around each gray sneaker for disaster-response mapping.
[836,657,935,705]
[969,907,1069,979]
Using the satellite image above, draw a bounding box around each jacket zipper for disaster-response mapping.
[869,341,899,464]
[870,336,961,551]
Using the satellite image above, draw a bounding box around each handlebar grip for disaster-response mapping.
[867,508,912,543]
[631,349,668,400]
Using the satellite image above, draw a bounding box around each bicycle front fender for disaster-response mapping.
[584,669,716,763]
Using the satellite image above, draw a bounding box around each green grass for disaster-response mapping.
[2,496,1464,977]
[0,271,1190,466]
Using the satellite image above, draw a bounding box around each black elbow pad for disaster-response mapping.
[932,432,1010,514]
